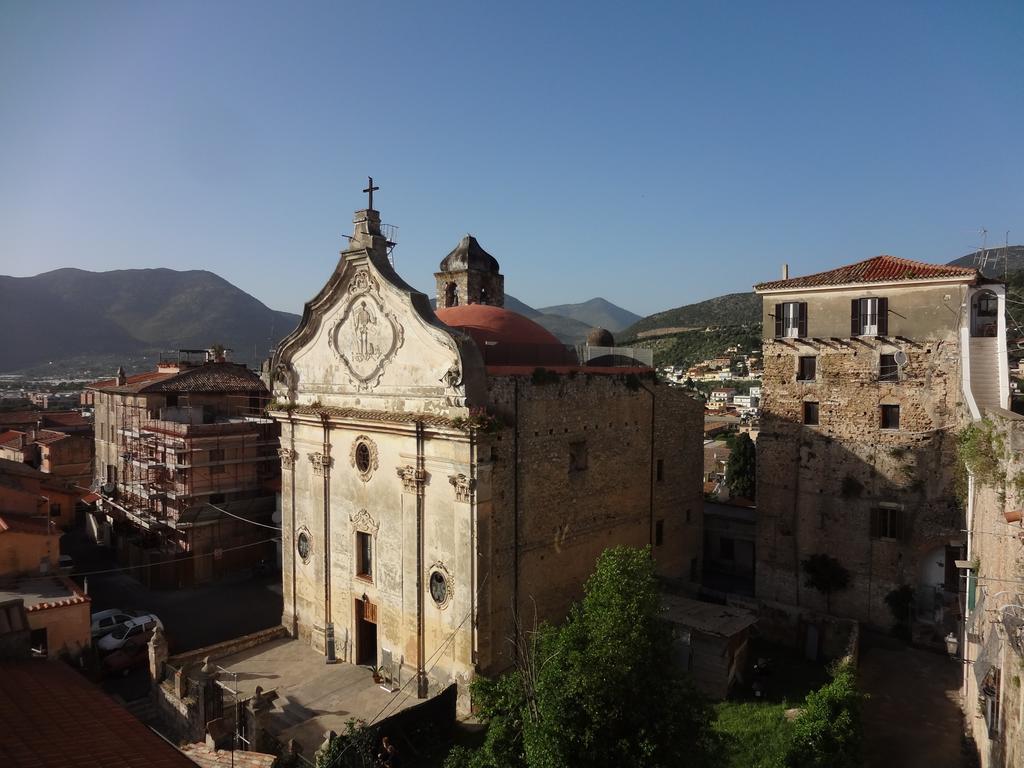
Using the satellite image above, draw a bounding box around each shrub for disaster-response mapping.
[785,663,863,768]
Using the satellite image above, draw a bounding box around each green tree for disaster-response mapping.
[785,662,864,768]
[801,554,851,615]
[725,433,757,499]
[447,547,718,768]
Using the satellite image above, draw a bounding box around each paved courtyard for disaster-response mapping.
[215,637,421,757]
[860,632,967,768]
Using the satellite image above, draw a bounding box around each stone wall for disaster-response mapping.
[961,410,1024,768]
[479,372,704,675]
[756,331,966,626]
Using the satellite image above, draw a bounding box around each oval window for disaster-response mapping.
[297,531,312,561]
[355,442,371,473]
[429,570,449,606]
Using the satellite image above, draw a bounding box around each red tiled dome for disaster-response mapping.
[436,304,561,347]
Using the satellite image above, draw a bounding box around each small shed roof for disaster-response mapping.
[661,594,758,638]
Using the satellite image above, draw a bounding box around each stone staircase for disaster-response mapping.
[968,337,1004,413]
[121,695,160,725]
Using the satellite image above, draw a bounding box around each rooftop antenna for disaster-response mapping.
[975,228,989,273]
[1004,231,1011,283]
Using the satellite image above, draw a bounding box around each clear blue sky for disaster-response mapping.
[2,1,1022,317]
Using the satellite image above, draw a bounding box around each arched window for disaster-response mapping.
[444,282,459,307]
[972,290,998,337]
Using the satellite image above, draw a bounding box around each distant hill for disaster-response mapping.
[947,245,1024,278]
[621,292,761,340]
[536,298,641,333]
[0,268,300,372]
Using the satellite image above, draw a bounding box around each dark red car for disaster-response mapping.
[101,637,150,677]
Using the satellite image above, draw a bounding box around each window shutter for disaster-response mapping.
[851,299,861,337]
[878,297,889,335]
[774,304,783,338]
[896,509,906,542]
[870,508,880,539]
[798,302,808,337]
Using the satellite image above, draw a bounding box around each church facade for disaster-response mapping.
[268,200,703,708]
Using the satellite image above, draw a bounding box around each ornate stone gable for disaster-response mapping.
[327,269,405,392]
[266,204,489,415]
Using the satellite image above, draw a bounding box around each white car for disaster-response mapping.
[97,614,163,652]
[91,609,141,639]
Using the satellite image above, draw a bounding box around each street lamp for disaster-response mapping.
[945,632,959,658]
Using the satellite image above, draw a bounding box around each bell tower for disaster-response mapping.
[435,235,504,309]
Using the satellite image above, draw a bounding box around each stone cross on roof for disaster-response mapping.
[363,176,379,211]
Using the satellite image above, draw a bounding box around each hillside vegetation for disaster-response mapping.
[625,326,762,368]
[623,292,761,338]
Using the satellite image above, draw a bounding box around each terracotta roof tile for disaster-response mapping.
[33,430,69,445]
[86,371,175,393]
[754,255,977,291]
[0,660,195,767]
[144,363,267,394]
[88,364,266,395]
[0,431,25,450]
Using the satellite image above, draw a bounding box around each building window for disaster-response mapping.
[355,442,371,473]
[656,459,664,482]
[851,297,889,336]
[870,506,906,541]
[774,301,807,338]
[49,503,60,518]
[797,356,817,381]
[356,531,373,580]
[879,354,899,382]
[296,529,312,562]
[880,404,900,430]
[569,441,588,472]
[655,520,664,546]
[209,448,225,474]
[166,394,179,408]
[803,401,819,425]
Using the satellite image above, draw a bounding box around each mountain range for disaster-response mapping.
[0,268,300,372]
[0,268,642,372]
[8,247,1017,374]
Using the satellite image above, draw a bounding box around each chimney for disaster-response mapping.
[782,263,789,280]
[115,366,127,387]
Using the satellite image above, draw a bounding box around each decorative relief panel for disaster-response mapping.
[349,435,379,481]
[327,268,405,391]
[349,508,380,535]
[396,465,430,493]
[309,450,333,476]
[278,448,298,468]
[448,473,475,503]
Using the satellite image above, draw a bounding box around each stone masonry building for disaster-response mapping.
[753,256,1008,632]
[267,199,703,710]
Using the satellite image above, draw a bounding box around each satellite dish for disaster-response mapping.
[894,351,909,366]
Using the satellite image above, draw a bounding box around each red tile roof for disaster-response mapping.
[33,430,69,445]
[754,255,978,291]
[144,363,267,394]
[0,660,195,767]
[88,364,266,394]
[86,371,175,393]
[0,431,25,450]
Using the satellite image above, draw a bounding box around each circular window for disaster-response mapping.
[296,530,312,562]
[355,442,371,473]
[429,571,449,607]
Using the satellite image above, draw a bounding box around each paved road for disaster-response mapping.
[860,632,968,768]
[64,527,283,655]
